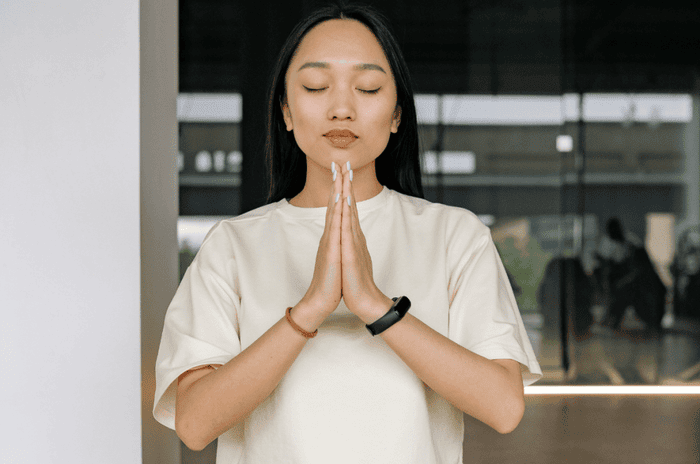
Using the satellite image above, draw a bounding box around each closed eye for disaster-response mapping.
[302,86,381,94]
[303,86,326,93]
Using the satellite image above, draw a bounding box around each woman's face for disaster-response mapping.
[282,19,401,172]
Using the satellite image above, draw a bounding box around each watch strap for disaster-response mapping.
[366,296,411,336]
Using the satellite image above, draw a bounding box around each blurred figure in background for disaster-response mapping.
[671,226,700,321]
[538,256,594,342]
[594,217,665,333]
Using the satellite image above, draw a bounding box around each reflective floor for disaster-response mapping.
[524,306,700,386]
[463,395,700,464]
[185,393,700,464]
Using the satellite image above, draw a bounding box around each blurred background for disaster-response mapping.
[177,0,700,387]
[173,1,700,461]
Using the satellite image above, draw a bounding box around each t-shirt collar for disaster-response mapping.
[279,185,389,219]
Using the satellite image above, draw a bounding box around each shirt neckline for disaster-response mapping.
[279,185,389,219]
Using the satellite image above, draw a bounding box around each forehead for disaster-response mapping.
[291,19,390,68]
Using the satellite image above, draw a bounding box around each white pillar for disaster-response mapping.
[141,0,180,463]
[0,1,178,462]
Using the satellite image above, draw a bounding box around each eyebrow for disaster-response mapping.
[297,61,387,74]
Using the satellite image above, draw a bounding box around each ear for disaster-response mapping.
[281,97,293,131]
[391,105,402,133]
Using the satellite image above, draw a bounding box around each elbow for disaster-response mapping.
[175,413,209,452]
[179,436,208,453]
[493,394,525,434]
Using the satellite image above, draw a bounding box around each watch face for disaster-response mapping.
[394,296,410,316]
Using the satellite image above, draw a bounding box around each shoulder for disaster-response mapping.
[201,202,282,243]
[389,189,483,222]
[193,201,283,269]
[387,189,491,245]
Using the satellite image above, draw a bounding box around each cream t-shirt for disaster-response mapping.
[153,185,542,464]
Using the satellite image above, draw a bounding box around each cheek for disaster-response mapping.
[290,98,319,129]
[365,102,397,132]
[361,108,395,154]
[288,100,321,153]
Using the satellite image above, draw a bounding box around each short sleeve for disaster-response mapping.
[152,253,242,430]
[446,215,542,386]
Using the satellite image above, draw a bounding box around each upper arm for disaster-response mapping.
[174,364,222,449]
[176,364,224,431]
[177,364,223,396]
[492,359,525,433]
[492,359,524,392]
[444,220,541,386]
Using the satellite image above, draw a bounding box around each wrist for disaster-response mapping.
[359,294,395,325]
[365,296,412,336]
[289,300,326,333]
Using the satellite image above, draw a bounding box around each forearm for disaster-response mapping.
[362,298,524,434]
[176,301,322,450]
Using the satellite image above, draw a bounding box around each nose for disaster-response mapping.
[327,88,356,121]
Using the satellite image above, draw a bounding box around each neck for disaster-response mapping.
[289,159,383,208]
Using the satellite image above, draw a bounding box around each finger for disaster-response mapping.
[345,168,362,244]
[343,160,352,208]
[348,169,361,239]
[347,179,372,279]
[322,190,331,234]
[330,162,343,238]
[325,170,335,226]
[327,162,340,216]
[341,167,352,249]
[320,189,329,237]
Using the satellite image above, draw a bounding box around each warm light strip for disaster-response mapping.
[525,386,700,395]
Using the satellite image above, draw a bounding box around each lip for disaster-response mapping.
[324,129,358,138]
[323,129,358,149]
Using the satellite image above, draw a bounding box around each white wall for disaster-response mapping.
[0,1,177,462]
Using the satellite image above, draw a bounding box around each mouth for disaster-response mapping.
[323,129,358,148]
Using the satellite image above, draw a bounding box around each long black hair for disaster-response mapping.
[263,2,424,205]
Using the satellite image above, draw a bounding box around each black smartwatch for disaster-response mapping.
[366,296,411,336]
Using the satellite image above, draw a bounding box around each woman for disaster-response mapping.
[154,4,541,463]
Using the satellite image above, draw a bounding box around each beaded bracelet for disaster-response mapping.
[285,306,318,338]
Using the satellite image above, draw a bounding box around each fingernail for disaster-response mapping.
[331,161,336,173]
[346,161,351,171]
[335,193,340,203]
[349,170,353,182]
[333,171,337,182]
[347,195,351,206]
